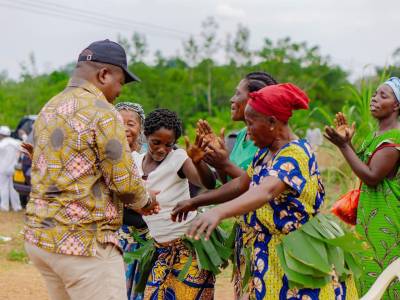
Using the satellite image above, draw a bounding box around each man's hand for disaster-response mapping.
[139,190,160,216]
[171,199,197,222]
[186,208,223,241]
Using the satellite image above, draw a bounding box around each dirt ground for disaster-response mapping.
[0,211,234,300]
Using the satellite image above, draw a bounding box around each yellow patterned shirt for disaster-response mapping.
[24,79,147,256]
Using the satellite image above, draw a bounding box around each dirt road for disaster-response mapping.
[0,211,234,300]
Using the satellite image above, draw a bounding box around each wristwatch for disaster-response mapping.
[142,193,153,209]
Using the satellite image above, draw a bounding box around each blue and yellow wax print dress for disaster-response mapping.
[144,239,215,300]
[242,139,358,299]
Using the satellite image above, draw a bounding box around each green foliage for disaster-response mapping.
[277,214,370,289]
[0,19,389,213]
[0,27,353,135]
[7,248,28,263]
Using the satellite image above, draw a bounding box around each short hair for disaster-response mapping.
[144,109,182,140]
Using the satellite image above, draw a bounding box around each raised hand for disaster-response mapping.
[333,112,355,139]
[203,132,230,169]
[196,119,225,151]
[325,112,356,148]
[184,135,210,164]
[171,199,197,222]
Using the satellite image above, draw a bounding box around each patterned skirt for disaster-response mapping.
[118,225,149,300]
[144,238,215,300]
[233,220,359,300]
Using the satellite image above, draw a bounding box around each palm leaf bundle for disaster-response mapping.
[181,226,234,277]
[123,226,234,293]
[276,214,371,289]
[123,230,157,294]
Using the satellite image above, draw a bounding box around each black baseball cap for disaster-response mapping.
[78,39,140,83]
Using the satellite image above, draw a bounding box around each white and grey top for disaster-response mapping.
[135,148,197,243]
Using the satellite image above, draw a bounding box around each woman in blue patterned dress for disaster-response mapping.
[173,83,358,299]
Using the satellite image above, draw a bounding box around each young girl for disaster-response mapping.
[136,109,216,299]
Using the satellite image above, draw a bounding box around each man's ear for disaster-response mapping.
[97,67,109,85]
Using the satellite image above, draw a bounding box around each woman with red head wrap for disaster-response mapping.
[173,83,358,299]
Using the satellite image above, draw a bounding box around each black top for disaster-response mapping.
[123,208,147,229]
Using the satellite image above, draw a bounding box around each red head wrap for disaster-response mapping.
[248,83,310,122]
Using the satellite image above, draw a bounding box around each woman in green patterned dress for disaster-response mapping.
[325,77,400,299]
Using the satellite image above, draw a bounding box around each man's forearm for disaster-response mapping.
[119,179,148,209]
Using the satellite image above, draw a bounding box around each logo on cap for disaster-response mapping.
[80,49,93,61]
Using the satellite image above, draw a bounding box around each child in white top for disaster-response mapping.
[138,109,216,299]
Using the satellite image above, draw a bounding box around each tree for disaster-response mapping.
[0,70,8,85]
[183,35,200,68]
[154,50,166,67]
[129,32,148,63]
[20,52,38,80]
[182,35,201,106]
[232,24,252,66]
[117,34,131,54]
[200,16,220,115]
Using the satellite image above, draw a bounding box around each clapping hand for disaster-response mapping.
[184,134,210,164]
[202,129,230,169]
[196,119,225,151]
[324,112,355,148]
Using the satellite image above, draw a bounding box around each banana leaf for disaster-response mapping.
[192,238,220,274]
[134,246,157,294]
[177,252,193,282]
[200,236,224,267]
[277,243,331,289]
[183,226,233,275]
[284,247,327,277]
[325,243,346,276]
[324,234,369,253]
[241,246,252,293]
[344,251,363,279]
[209,231,233,261]
[225,222,238,250]
[130,229,147,245]
[276,214,370,289]
[124,239,155,264]
[282,230,332,274]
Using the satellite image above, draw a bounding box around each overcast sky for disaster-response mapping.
[1,0,399,81]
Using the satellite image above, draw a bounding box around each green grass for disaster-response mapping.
[7,249,28,263]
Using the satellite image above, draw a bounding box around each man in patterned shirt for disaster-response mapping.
[24,40,157,300]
